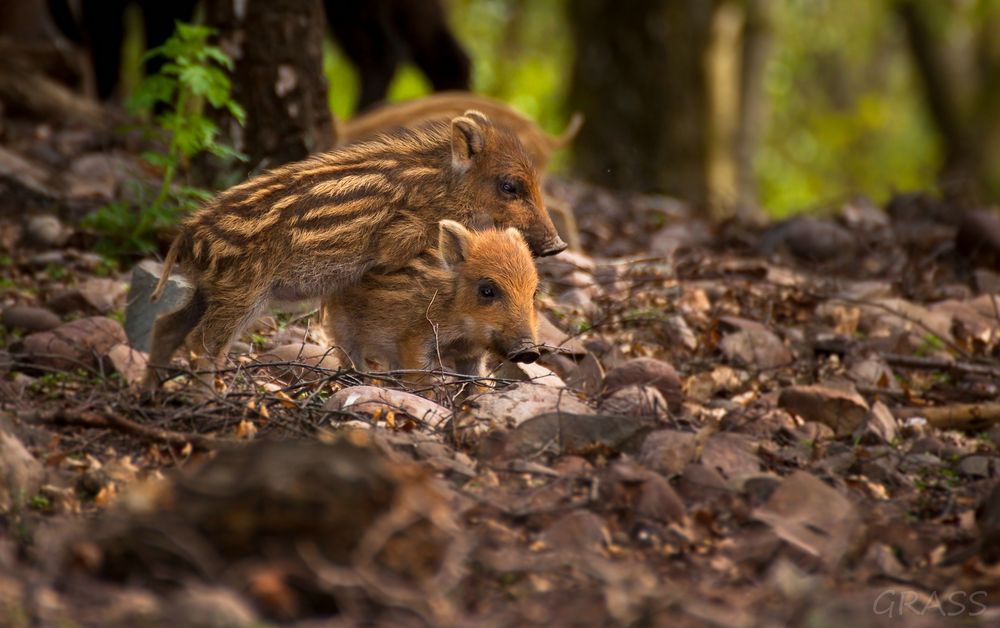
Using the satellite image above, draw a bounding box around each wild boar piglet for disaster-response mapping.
[322,220,540,380]
[143,110,564,388]
[339,91,583,169]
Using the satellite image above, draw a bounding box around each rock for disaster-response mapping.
[98,588,162,627]
[26,215,70,247]
[78,278,128,314]
[738,474,783,506]
[974,269,1000,295]
[124,260,195,353]
[701,433,761,479]
[675,463,730,503]
[846,356,899,391]
[957,455,999,479]
[540,510,608,552]
[21,316,127,371]
[1,305,61,332]
[257,343,342,382]
[467,383,592,428]
[564,352,605,397]
[495,361,566,387]
[778,384,869,438]
[930,299,996,346]
[602,357,682,412]
[0,145,54,197]
[684,366,749,402]
[638,430,698,477]
[753,471,861,568]
[268,324,311,348]
[537,313,587,356]
[782,217,856,263]
[482,413,652,460]
[62,153,127,201]
[855,401,898,445]
[599,385,668,418]
[106,343,148,387]
[324,386,451,429]
[45,289,90,315]
[556,287,595,313]
[719,328,793,370]
[858,298,953,346]
[898,452,945,475]
[168,585,259,628]
[90,439,461,596]
[0,429,44,513]
[601,461,685,524]
[27,250,66,268]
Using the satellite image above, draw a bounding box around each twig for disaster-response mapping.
[881,353,1000,378]
[893,402,1000,430]
[42,406,237,450]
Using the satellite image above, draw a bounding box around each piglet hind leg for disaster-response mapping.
[143,289,208,390]
[186,291,270,391]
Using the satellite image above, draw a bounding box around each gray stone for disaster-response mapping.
[720,328,793,370]
[599,384,668,418]
[484,413,651,460]
[26,215,70,247]
[1,305,61,332]
[495,361,566,387]
[27,250,66,268]
[21,316,126,371]
[106,343,148,387]
[855,401,899,445]
[753,471,861,568]
[701,432,761,479]
[468,383,593,428]
[957,455,999,479]
[124,260,195,352]
[602,357,682,412]
[778,384,869,438]
[638,430,698,476]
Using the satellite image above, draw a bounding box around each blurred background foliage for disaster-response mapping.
[320,0,965,217]
[756,0,940,216]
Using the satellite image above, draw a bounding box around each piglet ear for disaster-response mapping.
[504,227,527,246]
[438,220,472,268]
[451,114,486,172]
[462,109,491,127]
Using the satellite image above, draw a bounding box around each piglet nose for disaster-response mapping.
[540,236,568,257]
[509,346,541,364]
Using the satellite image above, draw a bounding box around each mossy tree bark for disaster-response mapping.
[206,0,334,172]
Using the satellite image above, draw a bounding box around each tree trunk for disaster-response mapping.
[734,0,774,216]
[206,0,334,172]
[568,0,716,205]
[895,0,1000,203]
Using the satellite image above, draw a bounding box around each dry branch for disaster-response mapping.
[893,402,1000,430]
[42,406,237,450]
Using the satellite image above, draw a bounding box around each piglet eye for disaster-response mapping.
[499,180,517,196]
[478,281,497,299]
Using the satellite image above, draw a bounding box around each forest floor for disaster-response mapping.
[3,116,1000,627]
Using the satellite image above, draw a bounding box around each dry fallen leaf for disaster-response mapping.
[236,419,258,440]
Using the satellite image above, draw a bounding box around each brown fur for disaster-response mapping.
[143,110,563,388]
[322,221,539,379]
[338,92,583,169]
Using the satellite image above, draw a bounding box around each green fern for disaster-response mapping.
[84,22,245,259]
